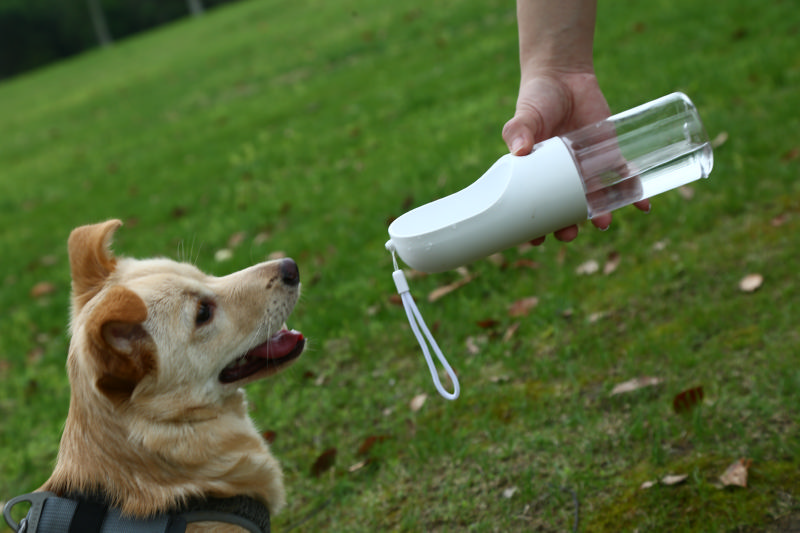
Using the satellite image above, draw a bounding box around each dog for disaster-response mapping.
[31,219,304,532]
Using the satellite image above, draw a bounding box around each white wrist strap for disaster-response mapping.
[390,252,460,400]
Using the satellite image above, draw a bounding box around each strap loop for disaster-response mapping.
[390,253,459,400]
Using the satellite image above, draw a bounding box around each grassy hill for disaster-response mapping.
[1,0,798,530]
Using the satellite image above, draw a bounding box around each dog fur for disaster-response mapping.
[40,220,304,531]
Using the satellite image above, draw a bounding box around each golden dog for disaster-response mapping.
[36,219,303,531]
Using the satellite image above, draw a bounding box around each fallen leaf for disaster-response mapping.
[780,147,799,162]
[640,480,657,490]
[253,231,271,245]
[27,347,45,364]
[575,259,599,275]
[711,131,729,149]
[673,385,704,413]
[661,474,689,486]
[465,336,481,355]
[267,251,287,261]
[512,258,540,270]
[428,274,475,302]
[678,185,695,200]
[261,430,277,444]
[587,311,607,324]
[487,253,507,267]
[214,249,233,262]
[603,251,621,275]
[357,435,391,456]
[771,213,790,227]
[739,273,763,293]
[610,376,663,396]
[348,459,371,473]
[501,322,520,343]
[310,447,337,477]
[557,247,567,265]
[227,231,246,248]
[652,240,668,252]
[719,458,751,488]
[409,393,427,412]
[508,296,539,317]
[30,281,56,298]
[502,486,518,499]
[476,319,500,329]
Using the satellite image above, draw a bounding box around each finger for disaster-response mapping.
[634,199,651,213]
[590,213,612,231]
[553,225,579,242]
[502,116,535,156]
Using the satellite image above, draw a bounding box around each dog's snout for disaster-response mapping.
[279,258,300,287]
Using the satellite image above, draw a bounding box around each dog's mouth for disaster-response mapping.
[219,329,305,384]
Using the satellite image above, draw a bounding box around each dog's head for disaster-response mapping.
[67,219,304,412]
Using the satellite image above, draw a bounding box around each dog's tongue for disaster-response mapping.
[248,329,304,359]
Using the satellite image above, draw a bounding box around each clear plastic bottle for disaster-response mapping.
[562,91,713,217]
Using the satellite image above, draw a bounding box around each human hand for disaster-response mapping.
[502,70,650,244]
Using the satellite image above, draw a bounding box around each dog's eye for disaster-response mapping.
[195,301,215,326]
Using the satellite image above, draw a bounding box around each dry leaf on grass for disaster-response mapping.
[513,258,540,270]
[428,273,475,302]
[673,385,704,413]
[227,231,246,248]
[30,281,56,298]
[640,474,688,490]
[781,147,800,162]
[662,474,689,486]
[575,259,599,275]
[348,459,371,473]
[739,273,763,293]
[711,131,729,149]
[508,296,539,317]
[502,322,520,343]
[771,213,790,227]
[310,447,337,477]
[719,458,751,488]
[214,249,233,262]
[465,336,481,355]
[357,435,391,456]
[409,393,427,412]
[603,251,621,275]
[610,376,663,396]
[502,486,518,499]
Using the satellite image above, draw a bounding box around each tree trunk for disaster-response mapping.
[187,0,205,17]
[86,0,112,47]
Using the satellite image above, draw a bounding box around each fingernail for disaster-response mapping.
[598,224,610,232]
[510,137,526,155]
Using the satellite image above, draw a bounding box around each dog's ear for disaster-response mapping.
[68,219,123,312]
[87,285,156,404]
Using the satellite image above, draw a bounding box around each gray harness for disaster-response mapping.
[3,491,270,533]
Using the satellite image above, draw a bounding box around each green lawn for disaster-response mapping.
[1,0,798,531]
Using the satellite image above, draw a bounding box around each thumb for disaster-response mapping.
[502,113,540,156]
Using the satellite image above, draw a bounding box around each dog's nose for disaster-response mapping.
[279,258,300,286]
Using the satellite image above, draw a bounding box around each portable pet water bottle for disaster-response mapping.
[387,92,713,273]
[385,92,713,399]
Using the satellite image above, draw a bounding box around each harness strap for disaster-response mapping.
[3,492,270,533]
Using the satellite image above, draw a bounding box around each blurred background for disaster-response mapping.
[0,0,240,80]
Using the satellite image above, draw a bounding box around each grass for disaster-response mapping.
[1,0,798,530]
